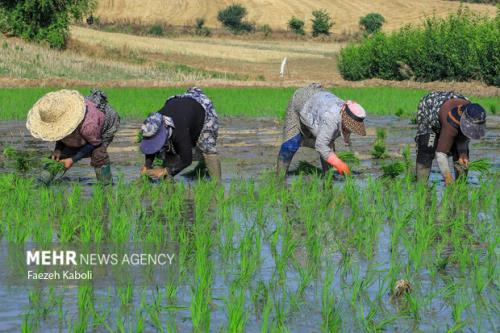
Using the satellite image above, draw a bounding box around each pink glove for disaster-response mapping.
[326,154,351,175]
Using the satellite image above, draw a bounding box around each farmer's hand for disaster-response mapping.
[60,158,73,170]
[52,150,61,161]
[145,168,169,178]
[326,154,351,176]
[140,166,149,174]
[458,156,469,169]
[444,172,454,186]
[335,161,351,176]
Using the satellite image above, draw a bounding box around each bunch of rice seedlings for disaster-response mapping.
[41,157,65,174]
[468,159,491,173]
[337,151,360,166]
[135,130,143,143]
[2,146,30,172]
[381,161,406,178]
[401,144,412,171]
[371,128,388,159]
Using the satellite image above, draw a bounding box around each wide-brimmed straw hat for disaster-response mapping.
[342,101,367,136]
[26,90,85,141]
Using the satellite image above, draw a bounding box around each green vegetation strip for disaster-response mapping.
[0,87,498,120]
[1,172,498,332]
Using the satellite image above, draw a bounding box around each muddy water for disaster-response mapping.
[1,116,499,183]
[0,117,499,332]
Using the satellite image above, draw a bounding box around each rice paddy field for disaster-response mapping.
[0,86,499,332]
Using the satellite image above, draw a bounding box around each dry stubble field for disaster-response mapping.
[96,0,496,32]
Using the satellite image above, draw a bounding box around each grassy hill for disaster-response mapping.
[95,0,496,32]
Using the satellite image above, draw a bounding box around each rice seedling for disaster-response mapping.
[467,158,491,174]
[381,161,406,178]
[0,169,497,331]
[371,128,389,159]
[336,151,360,167]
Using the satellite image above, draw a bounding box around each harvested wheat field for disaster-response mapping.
[70,26,342,81]
[96,0,496,32]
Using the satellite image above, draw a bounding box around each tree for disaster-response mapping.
[217,3,253,33]
[359,13,386,34]
[0,0,96,49]
[288,16,305,35]
[311,10,333,37]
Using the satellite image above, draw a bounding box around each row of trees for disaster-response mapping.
[0,1,385,48]
[217,4,386,36]
[0,0,96,48]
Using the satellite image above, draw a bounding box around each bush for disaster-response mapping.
[311,9,333,36]
[148,24,164,36]
[195,18,211,36]
[338,9,500,86]
[217,3,253,34]
[259,24,272,37]
[0,0,96,49]
[359,13,385,34]
[288,16,305,35]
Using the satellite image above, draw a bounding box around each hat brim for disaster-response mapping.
[26,90,85,142]
[342,108,366,136]
[140,124,167,155]
[460,117,485,140]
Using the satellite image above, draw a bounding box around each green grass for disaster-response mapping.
[0,87,497,120]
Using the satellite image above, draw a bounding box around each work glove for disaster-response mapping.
[326,154,351,176]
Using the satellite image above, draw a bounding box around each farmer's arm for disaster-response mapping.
[435,126,457,184]
[53,141,65,160]
[167,130,193,176]
[72,144,96,163]
[144,154,156,169]
[315,123,350,175]
[455,137,470,167]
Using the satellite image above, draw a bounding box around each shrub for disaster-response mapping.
[0,0,96,49]
[359,13,385,34]
[311,10,333,36]
[148,24,164,36]
[259,24,272,37]
[195,18,211,36]
[288,16,305,35]
[217,3,253,33]
[338,9,500,86]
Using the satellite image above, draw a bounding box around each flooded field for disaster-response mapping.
[0,116,499,332]
[2,116,499,183]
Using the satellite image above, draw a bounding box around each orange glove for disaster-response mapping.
[326,154,351,175]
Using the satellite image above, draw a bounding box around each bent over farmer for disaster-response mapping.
[26,89,120,185]
[139,87,221,182]
[277,83,367,177]
[415,91,486,185]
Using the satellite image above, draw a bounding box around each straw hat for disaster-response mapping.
[26,90,86,141]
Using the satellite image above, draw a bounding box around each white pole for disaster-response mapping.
[280,57,287,80]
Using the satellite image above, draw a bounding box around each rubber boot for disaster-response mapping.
[203,154,221,184]
[416,163,431,183]
[95,164,112,186]
[276,157,291,178]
